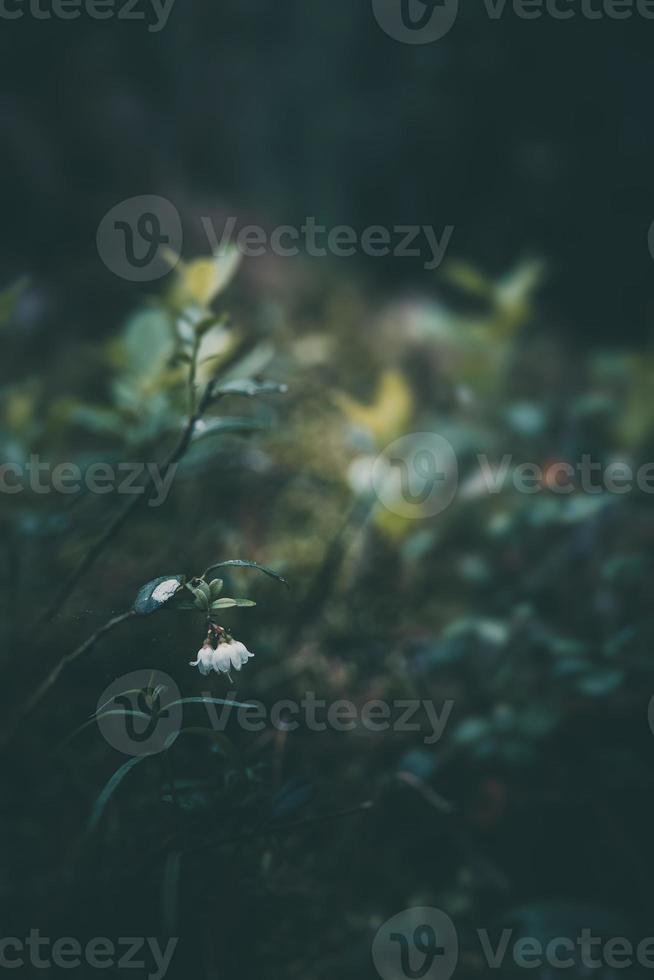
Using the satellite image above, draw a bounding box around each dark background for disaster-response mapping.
[1,0,654,340]
[2,4,654,980]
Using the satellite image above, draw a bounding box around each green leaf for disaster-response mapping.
[203,559,288,586]
[58,708,151,751]
[195,313,228,338]
[193,589,210,611]
[122,308,175,381]
[214,378,288,399]
[209,578,224,598]
[167,697,253,710]
[134,576,185,615]
[191,417,269,442]
[87,755,148,835]
[211,597,256,610]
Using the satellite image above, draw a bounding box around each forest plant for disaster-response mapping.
[1,249,288,747]
[134,559,287,681]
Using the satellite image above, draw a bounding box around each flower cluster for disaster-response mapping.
[189,626,254,680]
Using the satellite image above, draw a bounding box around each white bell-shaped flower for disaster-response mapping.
[189,637,254,677]
[214,639,254,675]
[189,642,217,676]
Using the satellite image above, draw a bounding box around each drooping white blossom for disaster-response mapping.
[189,642,218,676]
[189,638,254,677]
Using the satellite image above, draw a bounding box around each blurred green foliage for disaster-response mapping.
[2,255,654,977]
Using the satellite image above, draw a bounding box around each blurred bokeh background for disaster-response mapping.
[2,2,654,978]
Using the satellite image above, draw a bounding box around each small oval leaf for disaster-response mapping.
[134,576,184,616]
[214,379,288,399]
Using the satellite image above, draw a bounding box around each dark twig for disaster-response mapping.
[37,372,225,627]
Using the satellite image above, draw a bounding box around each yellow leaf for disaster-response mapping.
[170,247,242,311]
[333,370,414,444]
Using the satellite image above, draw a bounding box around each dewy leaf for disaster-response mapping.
[204,559,288,586]
[214,379,288,399]
[191,417,269,442]
[134,575,185,615]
